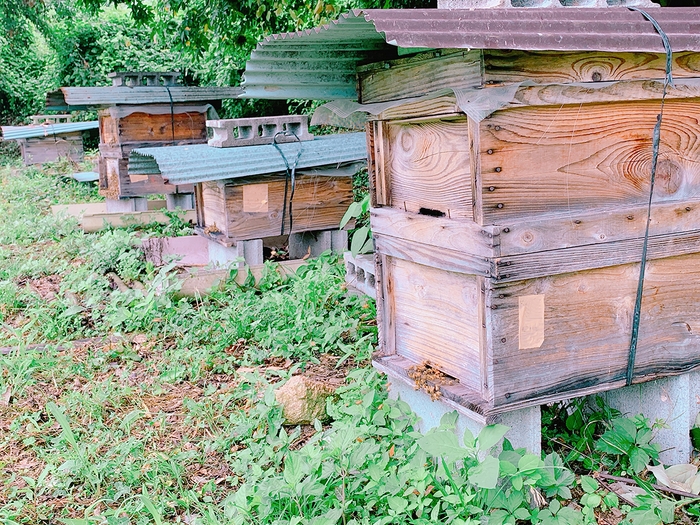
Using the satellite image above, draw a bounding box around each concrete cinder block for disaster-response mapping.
[142,235,209,267]
[208,238,263,268]
[288,230,348,260]
[105,197,149,213]
[344,251,376,299]
[595,371,700,465]
[108,71,180,87]
[165,193,195,211]
[207,115,314,148]
[378,362,541,454]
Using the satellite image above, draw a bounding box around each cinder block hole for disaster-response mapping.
[510,0,549,6]
[239,126,253,139]
[262,124,278,137]
[367,274,376,287]
[418,207,446,218]
[346,262,356,275]
[357,268,365,281]
[284,122,302,136]
[558,0,596,5]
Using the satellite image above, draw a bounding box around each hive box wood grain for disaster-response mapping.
[97,106,206,199]
[364,48,700,415]
[18,133,84,165]
[194,174,354,245]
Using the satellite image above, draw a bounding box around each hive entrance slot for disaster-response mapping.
[418,207,446,218]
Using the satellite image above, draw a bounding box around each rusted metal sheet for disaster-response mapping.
[242,8,700,100]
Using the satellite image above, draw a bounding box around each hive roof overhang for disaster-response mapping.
[128,132,368,185]
[241,8,700,100]
[45,86,243,110]
[1,121,99,141]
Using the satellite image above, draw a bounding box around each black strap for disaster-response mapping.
[625,7,674,386]
[164,85,175,143]
[272,131,303,235]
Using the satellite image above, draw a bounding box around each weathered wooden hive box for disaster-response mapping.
[128,125,367,245]
[241,8,700,415]
[1,115,98,166]
[45,71,241,199]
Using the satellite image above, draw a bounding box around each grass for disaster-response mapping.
[1,154,698,525]
[0,155,379,524]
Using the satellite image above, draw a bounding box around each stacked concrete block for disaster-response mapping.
[108,71,180,87]
[343,252,377,299]
[207,115,314,148]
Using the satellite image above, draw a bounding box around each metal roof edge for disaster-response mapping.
[129,132,368,185]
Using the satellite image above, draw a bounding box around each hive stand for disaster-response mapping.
[343,252,377,299]
[205,229,348,268]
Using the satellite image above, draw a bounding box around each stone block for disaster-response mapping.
[165,193,195,211]
[142,235,209,267]
[208,238,263,268]
[377,361,541,454]
[595,371,700,465]
[288,229,348,260]
[105,197,149,213]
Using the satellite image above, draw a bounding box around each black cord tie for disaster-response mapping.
[164,85,175,143]
[272,131,303,236]
[624,7,674,386]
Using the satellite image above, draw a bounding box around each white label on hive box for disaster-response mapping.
[243,183,269,213]
[129,174,149,183]
[519,294,545,349]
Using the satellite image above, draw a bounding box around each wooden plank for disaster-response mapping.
[376,96,461,122]
[495,228,700,282]
[479,98,700,224]
[370,207,497,259]
[221,175,354,241]
[382,116,473,219]
[486,252,700,408]
[483,50,700,86]
[369,78,700,124]
[386,256,483,393]
[200,181,228,234]
[358,49,482,104]
[374,353,627,418]
[194,183,205,228]
[497,198,700,257]
[100,110,207,147]
[372,120,391,207]
[373,233,492,278]
[374,252,395,358]
[76,210,194,232]
[512,78,700,108]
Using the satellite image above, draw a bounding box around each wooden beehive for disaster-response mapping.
[18,133,84,165]
[195,173,354,245]
[364,48,700,415]
[98,107,204,198]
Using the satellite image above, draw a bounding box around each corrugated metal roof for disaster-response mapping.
[1,121,99,141]
[129,132,367,185]
[242,8,700,99]
[46,86,243,110]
